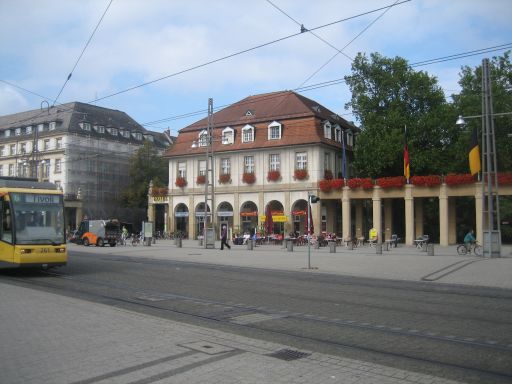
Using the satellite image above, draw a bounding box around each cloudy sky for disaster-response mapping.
[1,0,511,134]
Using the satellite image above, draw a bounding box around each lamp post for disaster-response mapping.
[307,192,320,269]
[455,59,512,257]
[191,98,215,248]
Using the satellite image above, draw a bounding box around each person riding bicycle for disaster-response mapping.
[463,229,476,251]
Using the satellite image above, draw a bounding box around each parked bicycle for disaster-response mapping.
[131,232,144,246]
[457,241,482,256]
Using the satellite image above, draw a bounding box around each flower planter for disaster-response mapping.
[267,170,281,182]
[376,176,406,189]
[242,172,256,184]
[294,169,308,180]
[410,175,441,187]
[347,177,373,189]
[175,177,187,188]
[196,175,205,185]
[219,174,231,184]
[319,179,332,193]
[444,174,475,186]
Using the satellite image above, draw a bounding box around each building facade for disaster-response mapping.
[148,91,357,239]
[0,102,172,229]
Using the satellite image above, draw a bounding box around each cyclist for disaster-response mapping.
[463,229,476,251]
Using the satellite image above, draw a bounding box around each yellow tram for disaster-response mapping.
[0,177,67,268]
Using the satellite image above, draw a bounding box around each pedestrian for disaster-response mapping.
[221,225,231,250]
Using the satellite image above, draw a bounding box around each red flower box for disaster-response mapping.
[347,177,373,189]
[267,170,281,182]
[498,172,512,185]
[294,169,308,180]
[151,186,168,197]
[175,177,187,188]
[242,172,256,184]
[410,175,442,187]
[376,176,406,189]
[444,174,475,186]
[219,174,231,184]
[319,179,332,193]
[196,175,205,185]
[331,178,344,190]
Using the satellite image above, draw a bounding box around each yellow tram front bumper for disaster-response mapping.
[13,245,67,267]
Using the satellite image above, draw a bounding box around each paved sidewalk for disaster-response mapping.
[1,282,465,384]
[2,242,510,384]
[71,240,512,289]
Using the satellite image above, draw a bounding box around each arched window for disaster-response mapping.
[334,125,342,143]
[199,130,208,147]
[222,127,234,144]
[323,121,332,139]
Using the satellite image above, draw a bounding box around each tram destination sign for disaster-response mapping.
[12,193,61,204]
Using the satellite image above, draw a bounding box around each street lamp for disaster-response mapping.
[191,98,215,249]
[307,192,320,269]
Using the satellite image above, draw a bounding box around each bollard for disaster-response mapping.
[329,241,336,253]
[376,243,382,254]
[287,239,293,252]
[247,239,253,250]
[427,243,434,256]
[176,237,182,248]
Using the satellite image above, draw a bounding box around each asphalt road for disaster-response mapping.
[3,249,512,384]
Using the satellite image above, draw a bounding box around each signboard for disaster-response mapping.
[143,221,153,238]
[152,196,169,203]
[205,227,215,248]
[175,211,189,217]
[260,215,288,223]
[217,211,233,217]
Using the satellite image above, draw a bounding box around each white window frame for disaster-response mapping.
[111,128,118,136]
[198,160,206,176]
[8,164,14,176]
[199,130,208,147]
[296,152,307,170]
[242,125,254,143]
[49,122,56,131]
[43,139,50,151]
[15,128,21,136]
[221,158,231,175]
[56,138,63,149]
[26,126,32,134]
[268,121,282,140]
[347,131,354,146]
[9,144,16,156]
[323,121,332,139]
[222,127,234,144]
[38,124,44,132]
[334,125,342,143]
[55,159,62,173]
[177,162,186,178]
[20,143,26,154]
[244,155,254,173]
[0,146,4,157]
[269,153,280,171]
[5,130,11,138]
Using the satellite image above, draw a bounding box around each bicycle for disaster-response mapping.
[131,232,144,246]
[457,241,482,256]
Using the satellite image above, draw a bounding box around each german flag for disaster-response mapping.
[404,127,410,181]
[468,127,481,176]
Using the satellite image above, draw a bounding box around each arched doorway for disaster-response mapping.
[291,199,308,236]
[195,202,210,239]
[266,200,285,235]
[174,203,189,238]
[240,201,258,234]
[217,202,234,238]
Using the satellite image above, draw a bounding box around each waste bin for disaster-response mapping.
[376,243,382,254]
[286,239,293,252]
[329,241,336,253]
[427,243,434,256]
[247,239,254,250]
[176,237,182,248]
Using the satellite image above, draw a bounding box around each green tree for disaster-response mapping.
[452,51,512,173]
[345,52,458,178]
[121,141,168,208]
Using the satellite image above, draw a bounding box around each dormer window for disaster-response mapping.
[133,132,142,140]
[334,125,342,143]
[198,130,208,147]
[323,121,332,139]
[15,128,21,136]
[49,122,56,131]
[245,110,254,117]
[26,126,32,134]
[5,130,11,138]
[79,122,91,131]
[144,134,154,142]
[268,121,282,140]
[38,124,45,132]
[242,125,254,143]
[347,131,354,146]
[123,130,131,139]
[222,127,234,144]
[111,128,118,136]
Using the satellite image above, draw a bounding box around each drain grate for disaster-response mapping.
[267,348,311,361]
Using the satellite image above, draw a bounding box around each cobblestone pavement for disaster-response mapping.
[1,282,466,384]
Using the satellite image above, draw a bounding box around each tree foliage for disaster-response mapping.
[345,52,458,178]
[121,141,169,208]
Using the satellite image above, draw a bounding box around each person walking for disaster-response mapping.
[221,225,231,250]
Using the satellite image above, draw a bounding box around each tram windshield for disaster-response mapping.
[10,193,65,245]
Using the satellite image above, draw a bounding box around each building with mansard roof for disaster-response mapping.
[0,102,173,229]
[148,91,358,239]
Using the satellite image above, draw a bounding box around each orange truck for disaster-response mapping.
[75,219,120,247]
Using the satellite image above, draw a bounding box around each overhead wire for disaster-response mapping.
[52,0,114,107]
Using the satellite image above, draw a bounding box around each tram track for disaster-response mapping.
[2,267,512,383]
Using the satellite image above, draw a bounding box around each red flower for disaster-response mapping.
[331,178,344,190]
[294,169,308,180]
[410,175,441,187]
[444,174,475,186]
[319,179,332,192]
[376,176,406,189]
[175,177,187,188]
[267,170,281,182]
[219,174,231,184]
[151,186,168,197]
[498,172,512,185]
[347,177,373,189]
[196,175,205,185]
[242,172,256,184]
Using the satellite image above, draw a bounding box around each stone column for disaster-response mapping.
[372,186,382,241]
[342,188,351,239]
[384,199,392,241]
[404,184,414,245]
[415,198,424,238]
[439,184,449,246]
